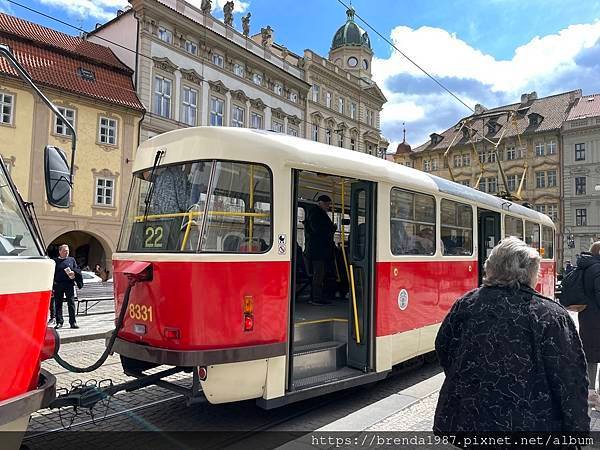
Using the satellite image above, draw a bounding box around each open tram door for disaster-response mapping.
[478,209,501,284]
[347,181,375,372]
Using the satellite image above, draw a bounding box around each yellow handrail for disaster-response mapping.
[349,264,361,344]
[180,211,194,251]
[134,210,269,222]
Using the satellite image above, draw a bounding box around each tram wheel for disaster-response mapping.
[120,355,158,374]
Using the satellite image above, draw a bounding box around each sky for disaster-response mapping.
[5,0,600,151]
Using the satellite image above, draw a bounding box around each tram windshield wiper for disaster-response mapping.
[142,150,165,223]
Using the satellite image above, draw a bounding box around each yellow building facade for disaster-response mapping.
[0,13,144,271]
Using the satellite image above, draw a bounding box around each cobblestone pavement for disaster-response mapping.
[24,339,442,449]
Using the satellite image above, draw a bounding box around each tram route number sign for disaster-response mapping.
[129,219,179,251]
[278,234,286,255]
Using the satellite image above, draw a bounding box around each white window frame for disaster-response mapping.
[98,116,118,145]
[535,171,546,188]
[431,159,438,171]
[312,123,318,141]
[212,53,224,68]
[462,154,470,166]
[453,154,462,167]
[506,146,516,160]
[0,93,14,125]
[234,63,245,77]
[209,96,224,126]
[184,40,198,55]
[338,97,345,114]
[158,26,173,44]
[95,177,114,207]
[350,103,357,120]
[153,76,172,118]
[312,85,320,102]
[548,140,557,155]
[250,112,263,129]
[181,86,198,126]
[55,106,75,136]
[231,105,245,127]
[547,170,557,187]
[272,120,284,133]
[325,128,332,145]
[288,127,298,137]
[325,92,332,108]
[535,142,545,157]
[424,160,431,172]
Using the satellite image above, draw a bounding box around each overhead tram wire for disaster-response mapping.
[6,0,390,141]
[333,0,474,114]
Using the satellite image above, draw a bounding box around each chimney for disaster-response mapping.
[474,104,487,115]
[528,91,537,101]
[520,93,529,104]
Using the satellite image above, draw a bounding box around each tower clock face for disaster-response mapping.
[347,57,358,67]
[362,59,369,69]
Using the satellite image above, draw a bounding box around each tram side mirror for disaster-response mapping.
[44,145,71,208]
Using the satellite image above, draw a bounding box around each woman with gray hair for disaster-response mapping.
[434,236,589,433]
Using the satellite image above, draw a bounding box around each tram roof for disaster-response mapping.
[136,127,554,227]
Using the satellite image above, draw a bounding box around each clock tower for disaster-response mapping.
[328,7,373,80]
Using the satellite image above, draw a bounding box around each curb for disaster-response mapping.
[317,372,445,432]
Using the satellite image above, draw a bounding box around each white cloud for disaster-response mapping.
[38,0,128,21]
[373,21,600,147]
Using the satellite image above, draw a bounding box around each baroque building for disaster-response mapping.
[303,7,388,155]
[562,94,600,265]
[89,0,309,142]
[0,13,144,270]
[91,1,388,154]
[395,90,582,265]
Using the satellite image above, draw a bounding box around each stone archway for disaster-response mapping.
[47,231,111,274]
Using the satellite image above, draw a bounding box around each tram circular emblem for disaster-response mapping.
[397,289,409,311]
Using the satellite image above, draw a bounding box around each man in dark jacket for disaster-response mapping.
[305,195,336,306]
[435,237,589,434]
[52,244,80,329]
[579,243,600,408]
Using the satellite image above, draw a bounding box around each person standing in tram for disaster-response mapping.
[434,237,589,434]
[305,195,336,306]
[52,244,81,329]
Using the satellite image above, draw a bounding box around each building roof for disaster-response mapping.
[0,13,144,111]
[331,8,371,51]
[412,90,581,154]
[566,94,600,120]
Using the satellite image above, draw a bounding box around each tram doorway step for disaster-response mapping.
[293,341,346,379]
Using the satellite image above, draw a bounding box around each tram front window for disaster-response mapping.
[0,163,39,256]
[118,160,272,253]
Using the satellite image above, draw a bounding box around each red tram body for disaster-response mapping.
[112,128,556,407]
[0,159,57,447]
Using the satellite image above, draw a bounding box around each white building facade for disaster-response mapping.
[89,0,309,142]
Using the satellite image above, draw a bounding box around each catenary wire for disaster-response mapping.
[334,0,475,113]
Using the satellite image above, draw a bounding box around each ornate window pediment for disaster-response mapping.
[288,115,301,126]
[180,68,203,85]
[208,80,229,94]
[272,107,285,120]
[230,90,249,102]
[250,98,266,110]
[153,56,178,74]
[310,111,324,121]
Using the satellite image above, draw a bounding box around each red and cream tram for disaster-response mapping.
[0,157,58,447]
[112,127,555,407]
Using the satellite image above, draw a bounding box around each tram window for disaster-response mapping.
[525,221,540,251]
[504,215,523,240]
[541,226,554,259]
[119,160,272,253]
[390,188,436,256]
[200,162,272,253]
[440,199,473,256]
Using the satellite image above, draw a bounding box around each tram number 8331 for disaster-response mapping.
[128,303,153,322]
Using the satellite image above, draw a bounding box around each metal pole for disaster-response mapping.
[0,44,77,184]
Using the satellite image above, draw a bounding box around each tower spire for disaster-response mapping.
[402,122,406,143]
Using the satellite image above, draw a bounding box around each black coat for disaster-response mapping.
[434,286,589,433]
[579,253,600,363]
[304,206,336,261]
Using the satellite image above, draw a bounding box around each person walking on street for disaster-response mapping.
[305,195,336,306]
[434,237,589,434]
[52,244,80,329]
[577,242,600,409]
